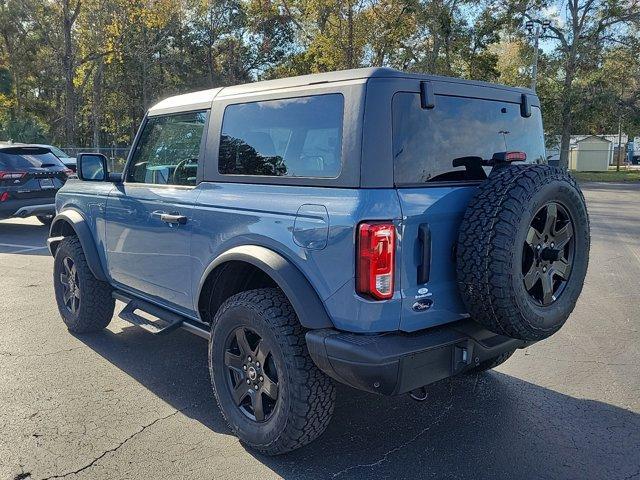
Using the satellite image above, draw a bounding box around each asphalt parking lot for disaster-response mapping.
[1,183,639,480]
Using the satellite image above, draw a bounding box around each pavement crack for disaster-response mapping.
[39,408,186,480]
[0,347,82,358]
[331,404,453,478]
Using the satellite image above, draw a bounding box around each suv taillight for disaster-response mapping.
[0,171,26,180]
[356,222,396,300]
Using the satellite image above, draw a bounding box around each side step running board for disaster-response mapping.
[113,291,210,339]
[119,301,183,335]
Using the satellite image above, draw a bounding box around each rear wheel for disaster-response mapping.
[209,288,335,455]
[53,236,115,333]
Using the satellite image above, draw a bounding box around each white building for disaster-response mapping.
[546,133,628,166]
[568,136,611,171]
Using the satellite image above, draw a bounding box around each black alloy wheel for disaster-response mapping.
[224,326,280,422]
[522,202,575,306]
[59,256,81,314]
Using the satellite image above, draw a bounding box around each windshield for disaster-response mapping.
[392,93,546,185]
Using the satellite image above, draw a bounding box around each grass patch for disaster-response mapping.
[572,169,640,183]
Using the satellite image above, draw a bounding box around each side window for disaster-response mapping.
[127,111,207,186]
[218,94,343,178]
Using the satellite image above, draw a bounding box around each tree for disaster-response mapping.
[521,0,640,168]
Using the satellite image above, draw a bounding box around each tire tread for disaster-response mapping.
[54,236,114,333]
[209,288,335,455]
[456,165,589,340]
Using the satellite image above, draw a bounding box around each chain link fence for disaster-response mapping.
[63,147,130,172]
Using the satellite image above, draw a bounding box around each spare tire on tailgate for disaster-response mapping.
[456,165,590,341]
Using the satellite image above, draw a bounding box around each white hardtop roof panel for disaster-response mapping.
[148,87,222,116]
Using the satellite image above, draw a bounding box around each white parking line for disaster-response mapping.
[0,242,47,253]
[10,246,48,253]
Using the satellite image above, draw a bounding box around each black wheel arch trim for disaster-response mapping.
[48,210,109,282]
[197,245,334,330]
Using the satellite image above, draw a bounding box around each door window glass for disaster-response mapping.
[127,111,207,185]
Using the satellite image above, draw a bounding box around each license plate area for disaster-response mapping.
[39,178,55,189]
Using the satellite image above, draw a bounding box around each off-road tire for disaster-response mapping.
[457,165,590,341]
[467,349,515,374]
[37,215,53,226]
[53,236,114,333]
[209,288,335,455]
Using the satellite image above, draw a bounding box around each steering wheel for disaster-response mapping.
[172,158,197,185]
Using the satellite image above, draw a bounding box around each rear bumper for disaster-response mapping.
[0,197,56,219]
[306,319,532,396]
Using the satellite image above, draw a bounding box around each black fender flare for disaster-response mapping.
[48,210,109,282]
[197,245,334,330]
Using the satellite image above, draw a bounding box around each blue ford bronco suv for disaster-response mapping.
[48,68,590,454]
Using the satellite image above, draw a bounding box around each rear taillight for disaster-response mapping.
[0,191,9,202]
[0,171,26,180]
[492,151,527,163]
[505,151,527,162]
[356,222,396,300]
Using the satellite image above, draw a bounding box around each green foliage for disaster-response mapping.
[0,113,48,142]
[0,0,637,149]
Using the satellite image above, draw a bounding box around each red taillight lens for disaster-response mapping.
[357,222,396,300]
[0,171,26,180]
[505,151,527,162]
[0,191,9,202]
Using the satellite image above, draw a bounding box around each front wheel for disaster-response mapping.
[37,215,53,226]
[209,288,335,455]
[53,236,115,333]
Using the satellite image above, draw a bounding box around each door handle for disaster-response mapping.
[160,213,188,225]
[417,223,431,284]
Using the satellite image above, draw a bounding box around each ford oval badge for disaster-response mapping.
[412,299,433,312]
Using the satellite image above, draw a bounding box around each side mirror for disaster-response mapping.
[77,153,108,181]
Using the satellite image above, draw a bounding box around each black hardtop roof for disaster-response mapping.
[148,67,535,115]
[218,67,533,97]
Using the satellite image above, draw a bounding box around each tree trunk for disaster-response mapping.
[346,0,354,69]
[62,0,80,147]
[92,57,104,149]
[558,45,578,170]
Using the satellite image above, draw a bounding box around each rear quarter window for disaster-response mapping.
[392,93,546,186]
[218,94,344,178]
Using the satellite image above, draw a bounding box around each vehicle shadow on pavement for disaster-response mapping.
[0,221,50,256]
[77,325,640,480]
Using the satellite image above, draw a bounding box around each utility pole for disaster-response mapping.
[525,20,550,91]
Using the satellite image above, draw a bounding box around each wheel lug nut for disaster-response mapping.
[246,379,251,384]
[543,266,547,272]
[259,376,263,382]
[254,385,259,390]
[256,361,260,367]
[537,245,541,250]
[243,365,247,371]
[247,356,252,362]
[550,242,555,248]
